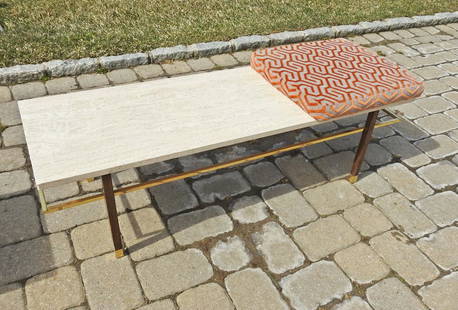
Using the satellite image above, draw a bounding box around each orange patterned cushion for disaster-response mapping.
[251,38,424,120]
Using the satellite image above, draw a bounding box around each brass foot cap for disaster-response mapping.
[115,249,125,258]
[347,175,358,184]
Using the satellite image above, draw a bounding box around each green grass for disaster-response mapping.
[0,0,457,67]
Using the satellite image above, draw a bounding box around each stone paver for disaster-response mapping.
[415,191,458,227]
[334,243,390,284]
[11,82,46,100]
[0,86,12,103]
[42,189,149,232]
[314,151,369,180]
[311,121,338,133]
[0,146,25,173]
[243,161,283,187]
[413,66,448,79]
[388,54,417,68]
[0,283,26,310]
[178,154,213,174]
[441,76,458,89]
[139,161,175,176]
[354,171,393,198]
[414,134,458,159]
[72,207,174,261]
[377,163,433,200]
[133,64,164,79]
[417,227,458,270]
[365,143,393,166]
[213,144,258,163]
[343,203,392,237]
[414,114,458,134]
[413,53,448,67]
[2,125,26,146]
[380,135,431,168]
[388,43,419,56]
[445,108,458,121]
[370,231,439,286]
[415,43,444,54]
[442,90,458,102]
[316,128,359,150]
[106,68,138,84]
[81,253,143,310]
[394,101,428,119]
[424,80,452,95]
[186,58,215,71]
[293,215,360,261]
[0,232,73,286]
[415,96,455,113]
[418,272,458,310]
[280,260,352,310]
[0,195,41,247]
[366,277,427,310]
[296,130,333,159]
[149,180,198,215]
[43,182,80,203]
[71,218,113,260]
[120,207,175,261]
[275,154,326,190]
[230,195,269,224]
[45,77,78,95]
[210,236,251,272]
[364,33,384,43]
[25,266,85,310]
[331,297,372,310]
[417,160,458,190]
[168,205,233,245]
[392,119,429,141]
[225,268,289,310]
[380,31,402,40]
[262,184,317,227]
[177,283,234,310]
[210,54,238,67]
[371,45,395,56]
[0,170,32,199]
[76,73,109,89]
[0,101,21,127]
[192,171,250,203]
[440,63,458,74]
[252,222,304,274]
[232,51,251,64]
[394,29,414,38]
[374,193,436,238]
[303,180,364,216]
[162,61,192,75]
[136,249,213,300]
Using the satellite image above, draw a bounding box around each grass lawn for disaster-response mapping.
[0,0,457,67]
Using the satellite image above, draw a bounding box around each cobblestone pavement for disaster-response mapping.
[1,24,458,310]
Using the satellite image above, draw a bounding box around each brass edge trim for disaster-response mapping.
[37,188,48,212]
[114,249,125,258]
[44,117,401,213]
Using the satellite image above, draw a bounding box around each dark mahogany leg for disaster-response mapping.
[102,174,125,258]
[348,111,379,183]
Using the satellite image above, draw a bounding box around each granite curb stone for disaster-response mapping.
[45,58,99,77]
[3,12,458,85]
[100,53,148,70]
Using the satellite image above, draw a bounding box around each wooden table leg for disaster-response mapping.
[348,111,379,183]
[102,174,125,258]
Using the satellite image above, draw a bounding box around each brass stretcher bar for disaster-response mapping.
[39,109,402,214]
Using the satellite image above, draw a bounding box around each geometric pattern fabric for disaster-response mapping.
[251,38,424,120]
